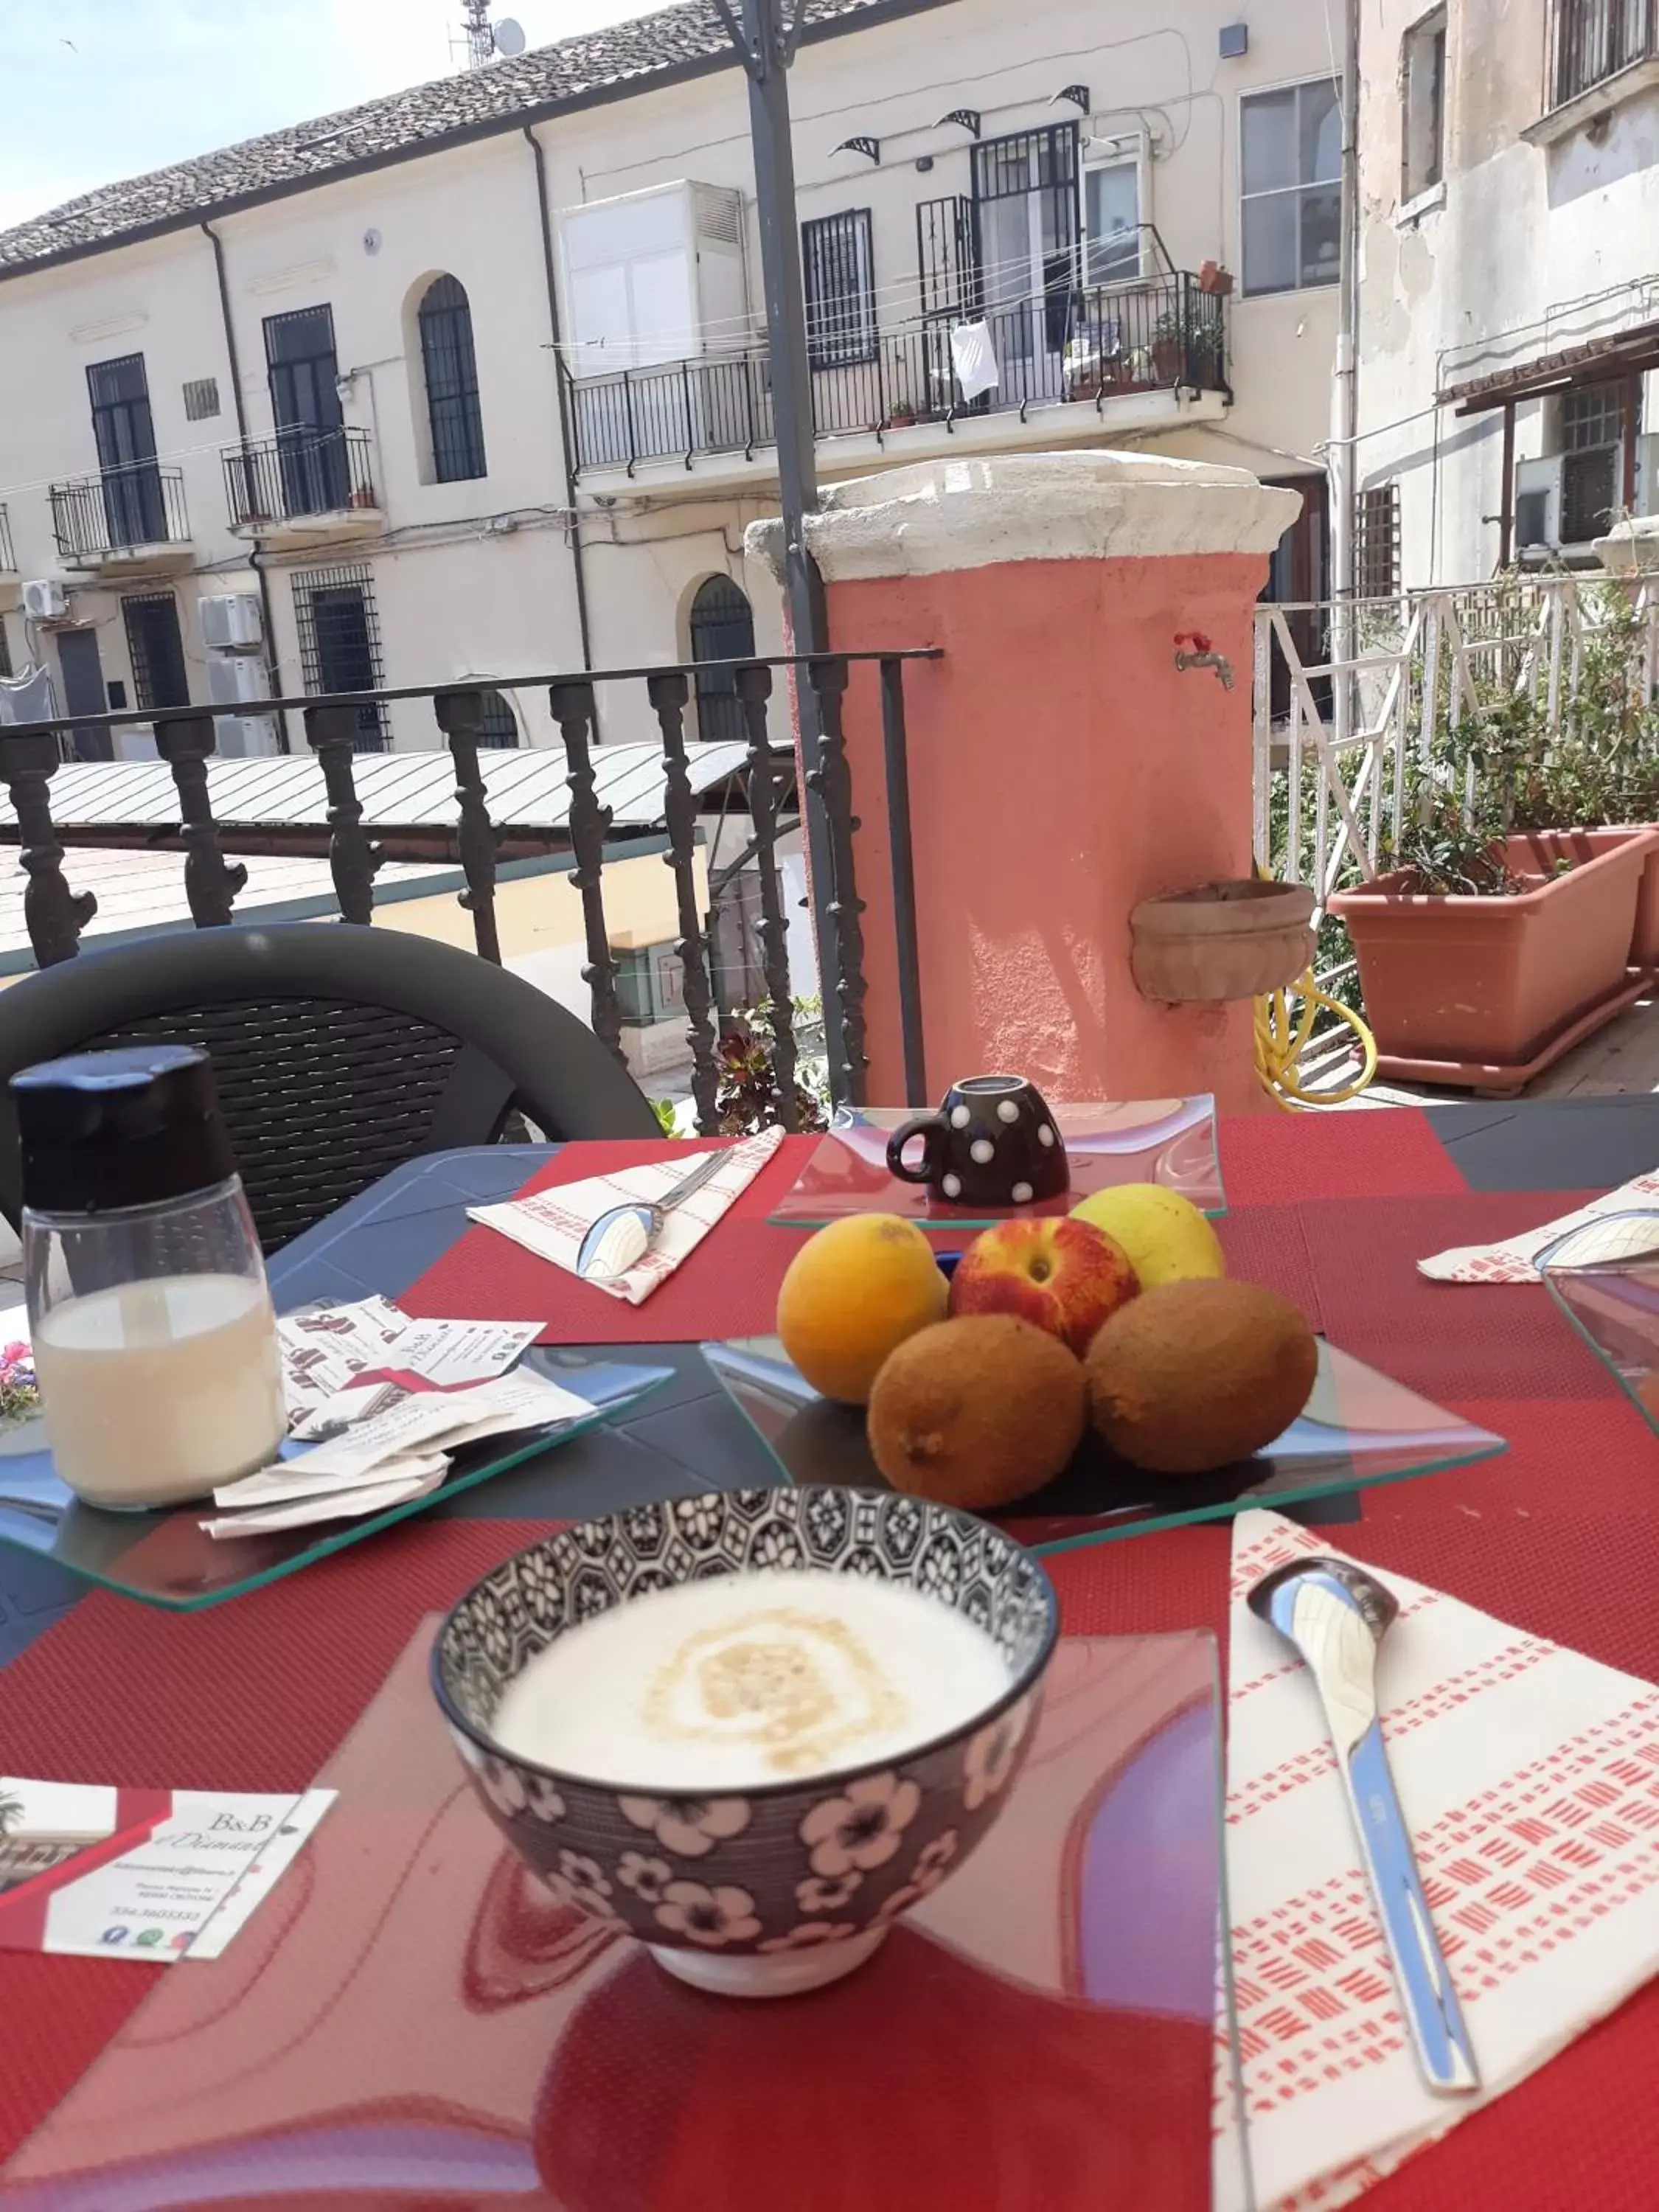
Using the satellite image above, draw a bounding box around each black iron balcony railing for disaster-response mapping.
[222,426,378,529]
[1551,0,1658,104]
[49,464,189,561]
[0,649,939,1130]
[565,271,1228,476]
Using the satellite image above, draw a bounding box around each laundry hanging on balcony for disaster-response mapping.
[949,320,1000,402]
[0,665,57,726]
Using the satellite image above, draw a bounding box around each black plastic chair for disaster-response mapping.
[0,923,659,1250]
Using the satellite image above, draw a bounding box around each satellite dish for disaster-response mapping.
[493,16,526,56]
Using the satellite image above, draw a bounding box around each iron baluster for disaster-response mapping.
[304,703,383,924]
[4,731,96,964]
[735,661,800,1130]
[433,688,503,964]
[549,676,627,1068]
[878,658,928,1103]
[804,657,868,1106]
[647,670,723,1132]
[154,713,248,928]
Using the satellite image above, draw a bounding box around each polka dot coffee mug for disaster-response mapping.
[885,1075,1070,1208]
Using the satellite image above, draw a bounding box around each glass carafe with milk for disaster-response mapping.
[14,1045,287,1509]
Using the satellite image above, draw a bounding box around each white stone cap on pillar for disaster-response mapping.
[745,451,1303,582]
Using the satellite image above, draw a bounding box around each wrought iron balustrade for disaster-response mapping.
[49,464,189,560]
[565,272,1228,475]
[222,425,378,528]
[0,649,936,1129]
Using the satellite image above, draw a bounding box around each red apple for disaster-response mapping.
[947,1217,1138,1357]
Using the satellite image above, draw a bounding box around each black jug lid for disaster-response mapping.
[11,1045,237,1215]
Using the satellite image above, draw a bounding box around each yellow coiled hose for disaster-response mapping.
[1255,973,1378,1107]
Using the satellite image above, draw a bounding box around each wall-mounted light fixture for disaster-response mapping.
[830,135,881,164]
[1049,84,1091,114]
[933,108,981,137]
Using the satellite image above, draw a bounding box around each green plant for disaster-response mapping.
[649,1097,681,1138]
[715,998,830,1135]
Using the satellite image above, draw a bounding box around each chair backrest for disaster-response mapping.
[0,923,659,1249]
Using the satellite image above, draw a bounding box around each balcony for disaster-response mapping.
[1531,0,1659,139]
[222,426,383,543]
[565,272,1228,481]
[48,464,192,574]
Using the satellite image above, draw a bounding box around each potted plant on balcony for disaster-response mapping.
[1150,309,1187,383]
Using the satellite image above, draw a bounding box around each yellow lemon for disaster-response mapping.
[1068,1185,1224,1287]
[776,1214,949,1405]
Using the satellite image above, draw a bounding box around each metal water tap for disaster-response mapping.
[1174,631,1235,689]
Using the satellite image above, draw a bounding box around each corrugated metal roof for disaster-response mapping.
[0,740,751,834]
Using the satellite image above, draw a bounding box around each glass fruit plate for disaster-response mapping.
[769,1097,1224,1230]
[700,1335,1505,1555]
[1538,1207,1659,1431]
[0,1615,1256,2212]
[0,1352,669,1612]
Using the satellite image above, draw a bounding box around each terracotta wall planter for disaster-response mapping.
[1329,827,1659,1091]
[1130,880,1315,1004]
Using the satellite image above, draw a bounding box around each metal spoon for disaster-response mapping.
[1248,1555,1481,2097]
[576,1148,730,1281]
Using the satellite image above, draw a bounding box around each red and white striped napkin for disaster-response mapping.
[467,1127,783,1306]
[1419,1169,1659,1281]
[1216,1507,1659,2212]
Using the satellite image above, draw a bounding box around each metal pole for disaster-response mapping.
[720,0,847,1091]
[1329,0,1360,743]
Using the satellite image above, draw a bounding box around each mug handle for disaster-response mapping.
[886,1115,946,1185]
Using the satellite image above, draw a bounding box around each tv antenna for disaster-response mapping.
[455,1,525,68]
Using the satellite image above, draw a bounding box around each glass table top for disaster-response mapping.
[0,1352,669,1613]
[769,1099,1225,1229]
[1540,1208,1659,1434]
[700,1335,1506,1556]
[1,1615,1253,2212]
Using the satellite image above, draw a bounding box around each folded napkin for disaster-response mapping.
[468,1127,784,1306]
[1419,1168,1659,1281]
[1217,1508,1659,2212]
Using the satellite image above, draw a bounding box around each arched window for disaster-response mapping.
[688,575,756,745]
[417,275,487,482]
[478,688,520,748]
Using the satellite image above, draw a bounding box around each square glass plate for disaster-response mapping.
[1,1615,1255,2212]
[1539,1208,1659,1429]
[0,1352,669,1613]
[700,1335,1505,1555]
[769,1096,1225,1228]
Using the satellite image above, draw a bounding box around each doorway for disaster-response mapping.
[264,306,348,516]
[971,125,1080,408]
[88,354,164,549]
[688,575,756,744]
[56,628,111,761]
[1260,474,1330,723]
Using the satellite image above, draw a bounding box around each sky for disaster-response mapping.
[0,0,647,230]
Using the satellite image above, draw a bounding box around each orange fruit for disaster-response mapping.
[776,1214,949,1405]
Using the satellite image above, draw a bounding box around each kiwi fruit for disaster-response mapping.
[866,1314,1087,1509]
[1084,1279,1318,1475]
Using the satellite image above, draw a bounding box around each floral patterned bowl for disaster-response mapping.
[431,1484,1058,1998]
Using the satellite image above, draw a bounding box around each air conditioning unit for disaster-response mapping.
[199,593,262,651]
[215,714,280,759]
[1635,433,1659,518]
[206,652,272,707]
[22,579,68,622]
[1514,456,1563,554]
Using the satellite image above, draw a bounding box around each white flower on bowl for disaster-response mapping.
[963,1699,1032,1812]
[617,1850,674,1903]
[877,1829,960,1919]
[524,1777,566,1826]
[759,1920,858,1952]
[799,1773,921,1877]
[619,1795,752,1857]
[796,1870,863,1914]
[654,1879,762,1948]
[479,1758,528,1817]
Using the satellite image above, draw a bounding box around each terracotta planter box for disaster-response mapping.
[1576,825,1659,968]
[1130,880,1315,1004]
[1329,828,1659,1092]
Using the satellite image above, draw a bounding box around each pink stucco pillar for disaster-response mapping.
[749,453,1301,1115]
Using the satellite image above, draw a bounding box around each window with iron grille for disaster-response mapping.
[1559,380,1635,543]
[479,688,519,747]
[1553,0,1659,107]
[802,210,877,369]
[1354,483,1401,598]
[417,276,487,482]
[1240,80,1343,295]
[293,563,387,750]
[121,593,190,712]
[688,574,756,745]
[182,377,221,421]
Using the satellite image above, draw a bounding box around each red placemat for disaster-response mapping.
[401,1136,821,1344]
[1214,1202,1322,1329]
[1221,1105,1468,1208]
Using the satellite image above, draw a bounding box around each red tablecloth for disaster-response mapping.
[6,1105,1659,2211]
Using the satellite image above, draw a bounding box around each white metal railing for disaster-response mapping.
[1252,574,1659,917]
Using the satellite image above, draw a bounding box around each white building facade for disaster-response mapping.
[0,0,1346,754]
[1354,0,1659,591]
